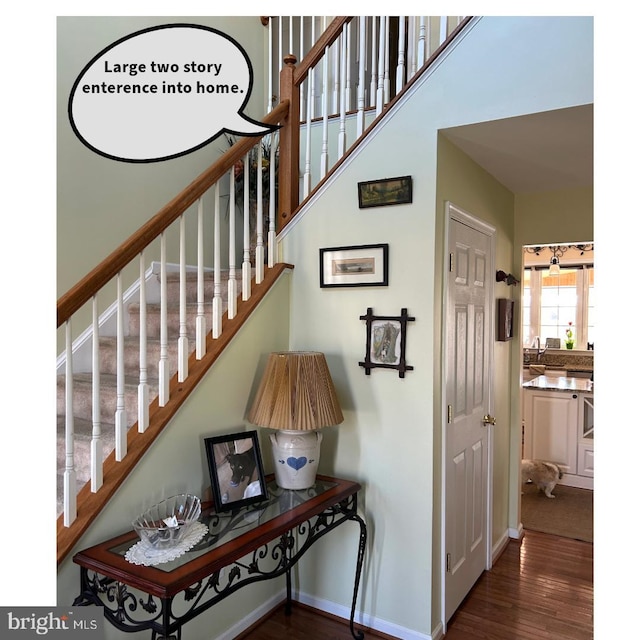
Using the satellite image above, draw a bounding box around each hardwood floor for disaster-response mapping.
[236,529,593,640]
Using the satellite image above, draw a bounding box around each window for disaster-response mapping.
[522,265,594,349]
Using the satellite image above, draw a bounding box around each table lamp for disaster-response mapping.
[247,351,344,489]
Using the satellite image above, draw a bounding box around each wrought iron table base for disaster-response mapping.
[74,495,367,640]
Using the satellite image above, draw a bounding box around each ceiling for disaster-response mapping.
[440,104,593,193]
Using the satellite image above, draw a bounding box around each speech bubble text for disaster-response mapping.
[69,24,278,162]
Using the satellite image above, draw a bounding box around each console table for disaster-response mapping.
[73,475,367,640]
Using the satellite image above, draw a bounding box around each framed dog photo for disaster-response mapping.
[204,430,268,513]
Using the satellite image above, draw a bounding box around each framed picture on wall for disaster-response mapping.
[497,298,515,341]
[319,243,389,288]
[357,176,413,208]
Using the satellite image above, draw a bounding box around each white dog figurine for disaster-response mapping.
[521,459,563,498]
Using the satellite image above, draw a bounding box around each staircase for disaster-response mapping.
[57,16,472,564]
[56,270,232,516]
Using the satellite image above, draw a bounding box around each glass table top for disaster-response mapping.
[109,479,337,572]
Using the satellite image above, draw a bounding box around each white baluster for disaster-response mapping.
[418,17,427,68]
[212,182,223,338]
[91,295,103,489]
[196,198,207,356]
[255,140,264,283]
[370,17,378,107]
[345,22,352,112]
[356,17,366,136]
[228,171,238,319]
[320,42,329,178]
[304,70,312,197]
[178,213,188,381]
[268,132,277,268]
[408,17,417,79]
[115,272,127,461]
[376,17,386,116]
[396,17,406,95]
[138,252,149,431]
[426,17,433,61]
[242,151,252,300]
[63,320,76,527]
[383,17,390,104]
[439,16,447,46]
[278,17,283,73]
[289,16,293,56]
[310,17,317,120]
[267,17,273,113]
[299,17,305,120]
[332,35,339,114]
[158,233,170,406]
[338,27,347,158]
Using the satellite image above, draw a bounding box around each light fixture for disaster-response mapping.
[548,245,569,276]
[247,352,344,489]
[549,255,561,276]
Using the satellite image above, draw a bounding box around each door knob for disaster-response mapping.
[482,415,496,426]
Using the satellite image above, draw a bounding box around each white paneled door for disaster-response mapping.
[444,205,495,623]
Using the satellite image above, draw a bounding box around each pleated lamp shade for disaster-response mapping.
[248,352,343,489]
[248,352,344,431]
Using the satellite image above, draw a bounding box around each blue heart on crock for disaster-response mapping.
[287,456,307,471]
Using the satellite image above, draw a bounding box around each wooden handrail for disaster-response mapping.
[57,101,289,328]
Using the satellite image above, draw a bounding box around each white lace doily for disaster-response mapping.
[125,522,208,566]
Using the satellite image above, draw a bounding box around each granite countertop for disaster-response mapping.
[522,375,593,393]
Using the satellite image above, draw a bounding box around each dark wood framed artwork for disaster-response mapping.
[359,307,415,378]
[319,243,389,288]
[203,430,267,513]
[357,175,412,208]
[497,298,515,341]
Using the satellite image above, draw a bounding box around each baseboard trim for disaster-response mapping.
[295,591,434,640]
[509,523,524,540]
[492,529,511,563]
[214,590,285,640]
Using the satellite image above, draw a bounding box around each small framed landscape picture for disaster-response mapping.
[203,430,268,513]
[319,243,389,288]
[357,175,412,208]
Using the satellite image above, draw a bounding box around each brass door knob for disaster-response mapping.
[482,415,496,426]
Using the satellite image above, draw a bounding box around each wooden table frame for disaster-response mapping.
[73,475,367,640]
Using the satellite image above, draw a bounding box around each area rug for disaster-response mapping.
[521,482,593,543]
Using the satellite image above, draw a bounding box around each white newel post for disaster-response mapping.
[212,182,223,338]
[91,296,103,491]
[158,233,170,406]
[196,198,207,357]
[228,171,238,319]
[178,214,189,381]
[64,320,77,527]
[137,252,149,432]
[115,272,127,461]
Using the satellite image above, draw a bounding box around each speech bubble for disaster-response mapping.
[68,23,278,162]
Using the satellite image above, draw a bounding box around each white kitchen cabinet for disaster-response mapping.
[577,394,594,477]
[523,387,593,489]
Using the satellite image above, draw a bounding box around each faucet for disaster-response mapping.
[533,336,546,362]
